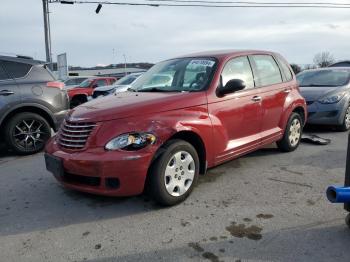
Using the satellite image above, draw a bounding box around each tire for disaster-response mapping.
[5,112,51,155]
[337,105,350,132]
[148,139,200,206]
[277,112,303,152]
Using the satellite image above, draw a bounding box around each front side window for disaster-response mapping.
[297,69,350,87]
[251,55,283,87]
[78,79,93,88]
[116,75,138,85]
[131,58,216,92]
[221,56,254,89]
[2,60,32,79]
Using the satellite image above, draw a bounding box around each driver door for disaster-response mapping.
[207,56,263,164]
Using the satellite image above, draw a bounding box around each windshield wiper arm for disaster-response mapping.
[138,87,173,92]
[127,87,137,92]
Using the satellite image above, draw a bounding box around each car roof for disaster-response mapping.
[174,49,278,60]
[0,55,46,65]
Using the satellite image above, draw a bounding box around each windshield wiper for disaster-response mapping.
[137,87,174,92]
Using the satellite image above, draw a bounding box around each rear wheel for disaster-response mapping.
[5,112,51,155]
[337,105,350,132]
[148,139,199,206]
[277,112,302,152]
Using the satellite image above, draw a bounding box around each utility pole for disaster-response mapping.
[42,0,52,68]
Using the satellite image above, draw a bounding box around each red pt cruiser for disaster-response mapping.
[45,50,307,206]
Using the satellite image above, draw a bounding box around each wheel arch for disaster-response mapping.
[0,105,56,133]
[151,130,207,175]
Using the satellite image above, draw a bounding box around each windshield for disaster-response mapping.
[297,70,350,87]
[116,74,139,85]
[78,79,93,88]
[131,58,216,92]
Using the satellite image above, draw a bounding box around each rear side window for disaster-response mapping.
[276,55,293,82]
[221,56,254,89]
[2,60,32,79]
[251,55,283,87]
[0,64,10,80]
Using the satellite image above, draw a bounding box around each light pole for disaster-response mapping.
[123,54,127,76]
[42,0,52,68]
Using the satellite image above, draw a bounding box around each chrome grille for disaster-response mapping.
[58,120,96,150]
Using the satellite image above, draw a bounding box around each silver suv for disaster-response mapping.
[0,55,69,155]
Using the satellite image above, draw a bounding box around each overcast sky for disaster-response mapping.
[1,1,349,67]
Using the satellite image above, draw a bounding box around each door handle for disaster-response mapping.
[251,96,262,102]
[0,90,15,96]
[283,88,292,94]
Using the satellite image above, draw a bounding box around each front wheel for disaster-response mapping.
[277,112,303,152]
[148,139,199,206]
[337,105,350,132]
[5,112,51,155]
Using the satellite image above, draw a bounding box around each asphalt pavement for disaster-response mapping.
[0,128,349,262]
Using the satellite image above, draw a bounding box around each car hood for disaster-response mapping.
[299,86,345,102]
[68,91,207,122]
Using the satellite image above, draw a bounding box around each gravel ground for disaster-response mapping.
[0,128,349,262]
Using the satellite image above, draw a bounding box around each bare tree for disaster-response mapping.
[313,52,335,68]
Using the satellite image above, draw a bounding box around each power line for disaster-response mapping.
[146,0,350,5]
[50,0,350,8]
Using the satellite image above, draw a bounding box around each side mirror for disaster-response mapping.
[217,79,245,97]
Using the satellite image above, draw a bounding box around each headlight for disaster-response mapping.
[105,132,156,151]
[318,92,345,104]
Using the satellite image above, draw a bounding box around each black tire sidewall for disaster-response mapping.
[5,112,51,155]
[150,139,199,206]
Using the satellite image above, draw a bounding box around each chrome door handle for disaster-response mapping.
[0,90,15,96]
[251,96,262,102]
[283,88,292,94]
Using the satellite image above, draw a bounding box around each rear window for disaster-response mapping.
[297,70,350,87]
[2,60,32,79]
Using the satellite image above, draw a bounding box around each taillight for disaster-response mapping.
[47,81,64,89]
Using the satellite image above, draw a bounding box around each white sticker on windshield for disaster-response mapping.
[189,60,215,67]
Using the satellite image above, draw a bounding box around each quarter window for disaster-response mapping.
[2,61,32,79]
[276,55,293,82]
[221,56,254,89]
[251,55,283,87]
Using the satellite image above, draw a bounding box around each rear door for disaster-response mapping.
[208,56,262,164]
[0,62,21,119]
[249,54,289,145]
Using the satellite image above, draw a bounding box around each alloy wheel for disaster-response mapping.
[12,119,49,151]
[345,106,350,129]
[164,151,195,197]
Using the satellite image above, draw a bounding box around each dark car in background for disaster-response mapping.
[297,68,350,131]
[0,55,69,154]
[91,73,143,99]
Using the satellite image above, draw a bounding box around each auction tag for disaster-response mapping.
[189,60,215,67]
